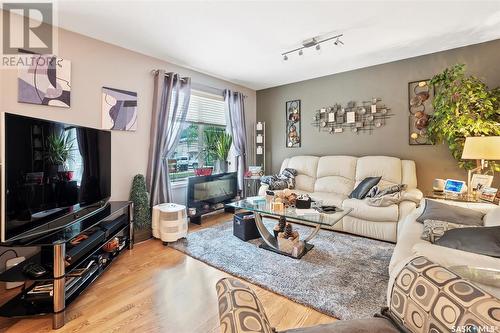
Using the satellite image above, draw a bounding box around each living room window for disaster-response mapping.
[170,90,227,182]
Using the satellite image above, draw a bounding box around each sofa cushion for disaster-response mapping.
[484,207,500,227]
[283,318,399,333]
[309,192,346,207]
[416,199,484,226]
[349,176,381,199]
[284,156,319,192]
[314,156,357,196]
[355,156,402,188]
[343,198,399,222]
[435,226,500,258]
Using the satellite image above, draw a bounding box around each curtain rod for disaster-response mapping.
[151,69,189,82]
[150,69,247,98]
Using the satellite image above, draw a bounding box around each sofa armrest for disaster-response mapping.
[411,243,500,297]
[388,256,500,331]
[216,278,275,333]
[402,188,423,204]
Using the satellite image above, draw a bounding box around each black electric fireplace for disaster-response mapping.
[187,172,237,224]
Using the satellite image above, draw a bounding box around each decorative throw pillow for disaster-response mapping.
[435,226,500,258]
[416,199,484,226]
[260,168,298,190]
[366,184,407,198]
[421,219,474,243]
[348,176,381,199]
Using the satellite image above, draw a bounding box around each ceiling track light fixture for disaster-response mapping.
[282,33,343,61]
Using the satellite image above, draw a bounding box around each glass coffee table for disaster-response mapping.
[228,197,352,259]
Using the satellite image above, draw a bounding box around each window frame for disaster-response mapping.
[169,89,227,184]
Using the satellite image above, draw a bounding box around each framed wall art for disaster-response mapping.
[102,87,138,131]
[286,100,301,148]
[18,55,71,108]
[409,80,434,145]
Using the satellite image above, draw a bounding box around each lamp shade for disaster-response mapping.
[461,136,500,160]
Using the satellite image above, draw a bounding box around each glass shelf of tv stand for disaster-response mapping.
[0,202,131,284]
[0,202,129,247]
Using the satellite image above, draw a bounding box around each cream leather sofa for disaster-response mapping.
[258,155,423,242]
[389,199,500,298]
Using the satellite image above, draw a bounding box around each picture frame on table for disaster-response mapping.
[470,174,494,192]
[479,187,498,203]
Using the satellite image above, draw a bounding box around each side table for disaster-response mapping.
[426,192,497,212]
[244,177,261,198]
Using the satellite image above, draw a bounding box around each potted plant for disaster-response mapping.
[214,132,233,173]
[45,132,75,180]
[129,174,152,242]
[428,64,500,172]
[203,127,233,174]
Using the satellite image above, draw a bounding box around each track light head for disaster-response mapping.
[298,49,303,56]
[283,54,288,61]
[334,37,344,46]
[315,44,321,51]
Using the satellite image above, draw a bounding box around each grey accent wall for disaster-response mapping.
[257,39,500,193]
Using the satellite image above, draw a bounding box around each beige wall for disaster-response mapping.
[257,39,500,193]
[0,25,256,201]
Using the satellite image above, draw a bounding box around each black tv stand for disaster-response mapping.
[0,201,134,330]
[189,204,236,225]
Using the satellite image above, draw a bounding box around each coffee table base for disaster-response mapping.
[259,242,314,259]
[254,212,320,259]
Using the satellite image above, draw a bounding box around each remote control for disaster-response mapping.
[22,262,47,278]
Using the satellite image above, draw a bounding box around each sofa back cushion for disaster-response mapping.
[355,156,402,189]
[281,156,319,192]
[280,155,417,195]
[314,156,357,196]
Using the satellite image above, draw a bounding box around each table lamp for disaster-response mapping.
[461,136,500,195]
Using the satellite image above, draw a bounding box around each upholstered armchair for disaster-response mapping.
[216,257,500,333]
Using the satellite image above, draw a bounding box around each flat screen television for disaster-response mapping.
[187,172,237,210]
[1,113,111,242]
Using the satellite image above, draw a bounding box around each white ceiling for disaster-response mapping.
[54,1,500,90]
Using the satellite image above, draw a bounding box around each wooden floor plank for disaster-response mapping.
[0,213,335,333]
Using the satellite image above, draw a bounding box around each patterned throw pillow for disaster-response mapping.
[421,219,474,243]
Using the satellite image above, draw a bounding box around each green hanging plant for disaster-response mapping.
[129,174,151,230]
[427,64,500,171]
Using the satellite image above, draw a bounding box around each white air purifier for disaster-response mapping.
[152,203,188,243]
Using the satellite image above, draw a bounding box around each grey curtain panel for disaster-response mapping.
[224,89,247,191]
[147,70,191,206]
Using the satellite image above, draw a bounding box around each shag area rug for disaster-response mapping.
[170,219,394,320]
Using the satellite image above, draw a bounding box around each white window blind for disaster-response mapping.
[185,90,226,126]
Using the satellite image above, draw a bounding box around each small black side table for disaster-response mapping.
[244,177,261,198]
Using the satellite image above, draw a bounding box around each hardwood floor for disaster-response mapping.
[0,213,336,333]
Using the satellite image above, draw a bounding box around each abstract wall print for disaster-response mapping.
[101,87,138,131]
[408,80,434,145]
[18,55,71,108]
[286,100,301,148]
